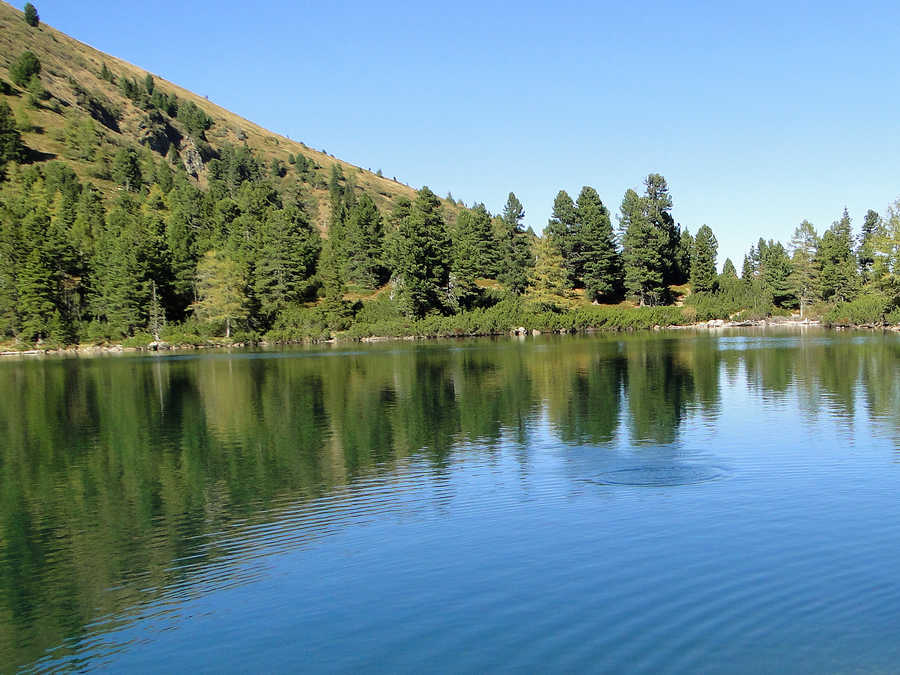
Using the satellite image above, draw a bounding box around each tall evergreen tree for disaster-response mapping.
[757,239,794,306]
[342,193,386,289]
[575,186,621,301]
[546,190,579,286]
[0,101,25,171]
[24,3,39,27]
[621,188,666,305]
[498,192,532,295]
[816,208,858,303]
[690,225,718,293]
[642,173,679,284]
[676,227,693,284]
[789,220,819,317]
[858,209,881,283]
[253,206,320,324]
[385,187,450,316]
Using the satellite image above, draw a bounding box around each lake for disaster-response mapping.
[3,329,900,673]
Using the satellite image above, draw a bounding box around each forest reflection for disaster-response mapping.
[2,330,900,668]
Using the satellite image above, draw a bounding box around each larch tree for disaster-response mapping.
[191,250,248,338]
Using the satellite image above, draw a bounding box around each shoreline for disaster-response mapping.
[3,317,898,357]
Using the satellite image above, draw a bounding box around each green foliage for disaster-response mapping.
[621,186,666,305]
[824,291,890,326]
[99,63,114,83]
[24,3,39,27]
[190,250,248,337]
[528,235,570,308]
[690,225,718,293]
[498,192,532,295]
[576,186,621,301]
[0,101,25,169]
[385,187,451,316]
[26,74,48,106]
[546,189,578,286]
[816,209,859,303]
[9,50,41,88]
[342,193,386,289]
[111,146,142,191]
[177,101,212,139]
[63,114,101,161]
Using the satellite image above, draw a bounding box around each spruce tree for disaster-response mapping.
[690,225,718,293]
[575,186,621,302]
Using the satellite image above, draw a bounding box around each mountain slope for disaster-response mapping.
[0,0,423,229]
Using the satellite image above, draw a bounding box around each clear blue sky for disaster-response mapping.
[24,0,900,267]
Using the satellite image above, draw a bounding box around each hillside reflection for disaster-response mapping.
[2,330,899,668]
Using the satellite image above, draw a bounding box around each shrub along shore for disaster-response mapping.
[2,297,897,356]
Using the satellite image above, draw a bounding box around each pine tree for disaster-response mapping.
[642,173,679,284]
[690,225,718,293]
[546,190,579,286]
[9,51,41,88]
[253,206,320,323]
[788,220,819,317]
[676,227,693,284]
[23,3,39,27]
[16,246,55,342]
[741,250,756,281]
[858,209,881,283]
[498,192,532,295]
[575,186,621,301]
[342,193,386,289]
[191,250,247,338]
[621,188,665,305]
[0,101,25,170]
[816,208,858,303]
[757,239,794,306]
[454,203,498,277]
[385,188,451,316]
[111,147,142,191]
[318,235,351,329]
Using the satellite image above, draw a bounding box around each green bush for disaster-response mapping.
[122,332,155,348]
[824,293,891,326]
[9,51,41,87]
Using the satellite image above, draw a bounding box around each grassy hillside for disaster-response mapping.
[0,0,429,230]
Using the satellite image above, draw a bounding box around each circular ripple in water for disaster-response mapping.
[593,464,730,487]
